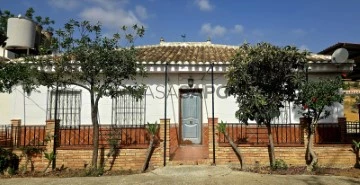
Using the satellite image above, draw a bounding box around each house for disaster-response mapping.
[0,40,354,126]
[0,16,357,170]
[0,39,356,167]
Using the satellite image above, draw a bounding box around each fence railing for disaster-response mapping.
[58,124,150,148]
[345,121,360,142]
[218,123,303,146]
[0,125,13,147]
[16,125,47,147]
[219,122,360,146]
[315,123,341,144]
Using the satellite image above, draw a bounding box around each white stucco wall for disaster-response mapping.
[0,72,344,125]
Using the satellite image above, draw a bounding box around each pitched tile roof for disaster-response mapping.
[136,41,238,63]
[135,41,339,64]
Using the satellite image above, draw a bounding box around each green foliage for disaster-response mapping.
[353,140,360,168]
[44,151,56,161]
[342,82,351,90]
[20,145,42,157]
[24,7,55,32]
[24,19,146,169]
[353,82,359,88]
[0,62,39,94]
[271,159,288,170]
[217,121,227,134]
[0,147,19,174]
[85,167,104,176]
[295,77,343,124]
[226,42,307,125]
[146,122,159,136]
[353,140,360,150]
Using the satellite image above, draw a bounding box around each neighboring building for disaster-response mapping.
[319,42,360,121]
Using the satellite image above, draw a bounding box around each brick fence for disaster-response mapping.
[6,119,170,172]
[210,117,357,168]
[1,117,359,172]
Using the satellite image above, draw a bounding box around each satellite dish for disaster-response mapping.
[332,48,349,63]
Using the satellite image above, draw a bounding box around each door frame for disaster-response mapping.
[179,88,203,145]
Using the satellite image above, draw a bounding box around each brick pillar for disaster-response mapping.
[45,120,57,152]
[300,117,311,147]
[11,119,21,148]
[338,117,347,143]
[159,119,170,165]
[208,117,218,164]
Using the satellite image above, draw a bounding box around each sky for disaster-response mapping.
[1,0,360,53]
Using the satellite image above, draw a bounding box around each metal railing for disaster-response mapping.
[58,124,150,148]
[218,123,303,146]
[14,125,47,147]
[0,125,13,147]
[315,123,341,144]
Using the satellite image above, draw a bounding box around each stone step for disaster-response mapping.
[168,159,212,166]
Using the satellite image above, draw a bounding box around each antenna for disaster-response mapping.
[332,48,349,63]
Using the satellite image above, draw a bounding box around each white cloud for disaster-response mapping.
[195,0,213,11]
[135,5,148,20]
[77,0,148,30]
[80,7,144,29]
[231,24,244,34]
[48,0,80,10]
[200,23,227,37]
[299,44,309,51]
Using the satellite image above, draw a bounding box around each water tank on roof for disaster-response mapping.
[6,16,36,49]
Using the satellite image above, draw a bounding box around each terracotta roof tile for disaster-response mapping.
[136,42,238,63]
[135,42,339,64]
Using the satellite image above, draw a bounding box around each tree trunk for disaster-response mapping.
[43,161,52,174]
[22,155,29,174]
[306,132,318,171]
[266,123,275,167]
[355,148,360,168]
[141,135,155,172]
[224,132,244,170]
[91,94,99,169]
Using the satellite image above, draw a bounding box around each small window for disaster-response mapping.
[47,89,82,126]
[112,93,146,126]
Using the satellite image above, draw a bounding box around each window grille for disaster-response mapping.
[112,93,146,126]
[272,101,291,124]
[47,89,82,126]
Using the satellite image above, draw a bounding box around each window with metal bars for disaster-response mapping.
[272,101,291,124]
[47,89,82,126]
[112,93,146,126]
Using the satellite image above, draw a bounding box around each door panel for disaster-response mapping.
[181,92,201,144]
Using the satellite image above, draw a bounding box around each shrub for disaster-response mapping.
[271,159,288,170]
[0,147,20,174]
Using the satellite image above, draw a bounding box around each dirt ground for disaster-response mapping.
[1,165,360,185]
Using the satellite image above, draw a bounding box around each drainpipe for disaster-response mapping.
[211,63,215,165]
[164,63,168,166]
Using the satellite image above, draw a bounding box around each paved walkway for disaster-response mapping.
[1,165,360,185]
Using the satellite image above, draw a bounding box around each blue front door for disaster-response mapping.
[181,91,201,144]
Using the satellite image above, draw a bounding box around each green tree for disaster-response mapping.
[0,9,14,47]
[226,42,307,167]
[27,20,146,169]
[0,61,39,94]
[217,121,244,170]
[295,77,343,171]
[142,122,159,172]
